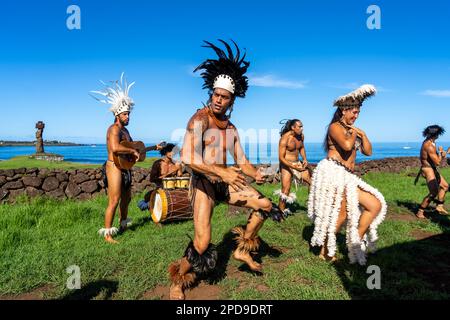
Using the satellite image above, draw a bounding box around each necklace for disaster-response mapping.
[338,120,353,137]
[207,106,229,130]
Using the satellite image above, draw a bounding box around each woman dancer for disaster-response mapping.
[307,84,387,265]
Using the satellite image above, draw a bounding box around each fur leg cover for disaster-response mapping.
[256,203,284,222]
[307,159,387,266]
[98,227,118,237]
[168,260,196,289]
[274,189,297,204]
[183,241,218,276]
[120,218,132,228]
[231,226,261,253]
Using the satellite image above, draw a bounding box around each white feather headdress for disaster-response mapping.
[333,84,377,109]
[90,72,135,116]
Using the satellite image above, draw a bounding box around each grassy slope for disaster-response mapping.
[1,168,449,300]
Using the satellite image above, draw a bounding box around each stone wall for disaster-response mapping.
[0,167,153,203]
[257,156,449,184]
[1,157,449,203]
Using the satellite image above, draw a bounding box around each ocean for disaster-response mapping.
[0,142,430,165]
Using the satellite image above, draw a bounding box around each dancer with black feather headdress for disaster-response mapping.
[415,125,450,218]
[307,85,387,265]
[167,40,284,300]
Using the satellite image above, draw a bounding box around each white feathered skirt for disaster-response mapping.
[307,158,387,265]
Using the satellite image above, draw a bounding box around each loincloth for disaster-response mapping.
[191,173,230,203]
[414,165,441,186]
[101,161,132,191]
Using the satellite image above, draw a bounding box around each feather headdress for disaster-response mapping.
[194,39,250,98]
[422,125,445,139]
[333,84,377,109]
[90,72,135,116]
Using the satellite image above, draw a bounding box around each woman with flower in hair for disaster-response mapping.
[307,84,387,265]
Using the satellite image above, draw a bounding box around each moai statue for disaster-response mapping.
[35,121,45,154]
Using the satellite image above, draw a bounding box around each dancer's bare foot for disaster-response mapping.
[416,209,427,219]
[435,205,449,215]
[169,283,185,300]
[319,253,337,262]
[104,235,119,244]
[319,246,337,262]
[233,250,262,272]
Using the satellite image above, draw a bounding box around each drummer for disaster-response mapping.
[138,143,183,210]
[151,143,183,187]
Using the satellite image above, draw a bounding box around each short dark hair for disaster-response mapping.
[423,125,445,140]
[160,143,176,156]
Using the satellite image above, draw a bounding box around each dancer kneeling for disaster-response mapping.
[307,85,387,265]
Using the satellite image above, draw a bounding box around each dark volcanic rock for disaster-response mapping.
[46,188,66,199]
[3,180,24,190]
[15,168,26,174]
[73,173,90,184]
[80,181,98,193]
[59,181,68,191]
[26,168,38,175]
[56,173,69,182]
[42,177,60,192]
[3,169,15,178]
[133,172,145,183]
[25,187,44,198]
[23,176,43,188]
[65,182,82,198]
[7,174,22,181]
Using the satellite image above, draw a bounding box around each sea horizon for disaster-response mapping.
[0,141,443,165]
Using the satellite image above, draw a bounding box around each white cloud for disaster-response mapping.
[188,68,308,89]
[249,75,307,89]
[328,82,391,92]
[421,90,450,97]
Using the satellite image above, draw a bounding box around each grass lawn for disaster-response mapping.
[0,156,158,170]
[0,168,449,300]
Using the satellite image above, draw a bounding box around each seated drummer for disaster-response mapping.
[138,143,183,210]
[150,143,183,187]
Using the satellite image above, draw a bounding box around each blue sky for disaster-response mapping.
[1,0,450,144]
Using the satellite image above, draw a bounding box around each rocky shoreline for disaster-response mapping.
[0,156,448,203]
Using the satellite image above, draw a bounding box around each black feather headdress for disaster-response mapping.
[194,39,250,98]
[423,125,445,139]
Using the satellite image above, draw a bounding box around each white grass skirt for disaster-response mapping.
[307,158,387,265]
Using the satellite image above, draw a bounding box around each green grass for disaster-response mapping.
[0,156,158,170]
[0,168,449,300]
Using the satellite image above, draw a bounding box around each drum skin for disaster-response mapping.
[149,189,193,223]
[162,177,190,189]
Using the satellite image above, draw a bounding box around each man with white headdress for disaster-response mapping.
[167,40,284,300]
[91,73,162,243]
[307,84,387,266]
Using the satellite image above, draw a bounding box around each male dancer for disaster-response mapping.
[416,125,449,218]
[276,119,311,216]
[168,40,283,299]
[91,73,162,243]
